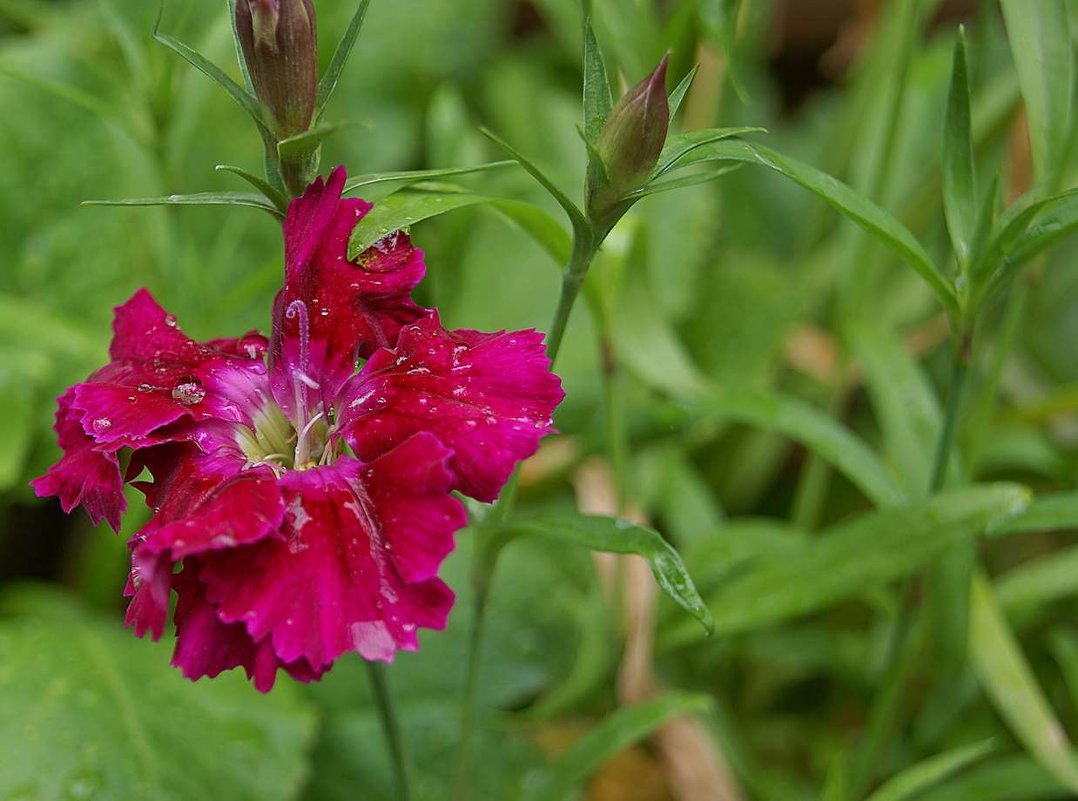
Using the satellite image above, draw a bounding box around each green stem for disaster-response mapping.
[850,333,974,795]
[929,336,972,493]
[452,227,601,801]
[545,229,598,364]
[450,578,491,801]
[366,661,412,801]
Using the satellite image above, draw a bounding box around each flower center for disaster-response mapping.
[236,400,337,472]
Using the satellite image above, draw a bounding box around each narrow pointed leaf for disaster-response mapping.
[503,513,713,633]
[988,490,1078,535]
[582,17,612,144]
[1003,192,1078,273]
[342,162,514,196]
[654,126,766,177]
[1000,0,1073,188]
[347,189,496,258]
[277,123,343,160]
[667,64,698,119]
[662,485,1031,648]
[668,138,957,315]
[996,543,1078,616]
[522,693,712,801]
[153,4,271,139]
[691,386,907,508]
[943,27,976,266]
[864,740,995,801]
[970,572,1078,793]
[316,0,372,116]
[975,188,1078,290]
[626,165,741,200]
[225,0,255,93]
[84,192,282,217]
[216,164,289,212]
[488,201,572,264]
[480,127,587,231]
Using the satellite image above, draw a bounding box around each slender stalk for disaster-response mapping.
[850,333,974,796]
[451,579,491,801]
[545,230,599,364]
[366,661,412,801]
[452,227,601,800]
[929,336,972,493]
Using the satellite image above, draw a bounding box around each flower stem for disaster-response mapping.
[545,229,598,364]
[453,227,601,801]
[366,661,412,801]
[929,335,972,494]
[849,334,973,796]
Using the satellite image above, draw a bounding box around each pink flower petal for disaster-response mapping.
[125,449,285,640]
[269,167,427,415]
[171,565,324,693]
[68,290,269,450]
[199,433,464,670]
[30,388,125,531]
[338,313,564,502]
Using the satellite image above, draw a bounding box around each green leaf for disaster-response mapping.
[488,200,572,264]
[865,740,995,801]
[582,16,612,145]
[996,543,1078,616]
[970,572,1078,794]
[347,188,498,258]
[987,490,1078,535]
[521,693,712,801]
[0,585,316,801]
[691,386,907,508]
[277,123,343,161]
[84,192,283,218]
[225,0,255,93]
[152,3,272,140]
[1003,192,1078,273]
[479,127,588,232]
[504,513,713,633]
[662,485,1031,647]
[919,755,1069,801]
[1000,0,1073,188]
[215,164,289,213]
[665,139,957,315]
[667,64,698,119]
[654,126,766,178]
[846,318,942,495]
[973,188,1078,290]
[342,162,515,197]
[316,0,372,117]
[943,27,976,267]
[625,164,741,200]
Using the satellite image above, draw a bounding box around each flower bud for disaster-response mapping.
[596,56,670,196]
[235,0,318,137]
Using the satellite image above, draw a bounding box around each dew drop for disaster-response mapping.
[171,377,206,406]
[64,770,103,801]
[92,418,111,433]
[163,314,178,329]
[137,383,154,393]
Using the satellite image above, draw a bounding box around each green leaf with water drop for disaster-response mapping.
[0,584,316,801]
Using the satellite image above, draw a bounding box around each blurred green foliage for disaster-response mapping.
[1,0,1077,799]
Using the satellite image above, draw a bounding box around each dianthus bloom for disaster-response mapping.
[32,167,563,691]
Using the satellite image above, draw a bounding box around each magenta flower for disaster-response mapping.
[32,167,564,691]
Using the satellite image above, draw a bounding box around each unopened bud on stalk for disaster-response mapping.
[597,55,670,196]
[235,0,318,137]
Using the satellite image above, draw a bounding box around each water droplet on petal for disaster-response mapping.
[137,383,153,393]
[171,377,206,406]
[92,418,111,433]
